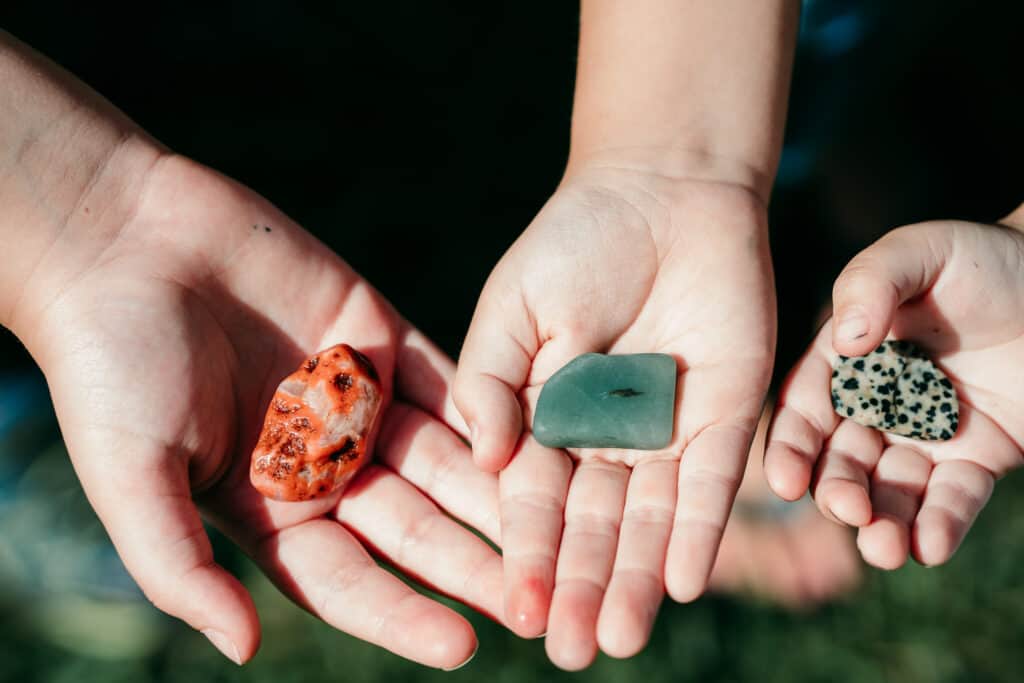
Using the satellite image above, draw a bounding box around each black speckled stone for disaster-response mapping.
[830,341,958,441]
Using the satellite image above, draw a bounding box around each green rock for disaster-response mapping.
[532,353,677,449]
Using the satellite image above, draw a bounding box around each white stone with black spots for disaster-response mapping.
[830,340,959,441]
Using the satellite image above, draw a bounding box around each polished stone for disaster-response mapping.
[250,344,382,501]
[831,340,958,441]
[532,353,677,449]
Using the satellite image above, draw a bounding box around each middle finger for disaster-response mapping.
[545,458,629,671]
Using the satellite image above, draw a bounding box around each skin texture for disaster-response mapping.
[455,0,799,670]
[2,1,804,667]
[766,215,1024,571]
[456,164,776,669]
[19,154,504,669]
[1,34,502,669]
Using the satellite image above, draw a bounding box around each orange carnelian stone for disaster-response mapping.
[250,344,383,501]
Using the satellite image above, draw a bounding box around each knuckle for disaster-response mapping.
[622,503,674,528]
[397,511,443,564]
[833,261,882,298]
[563,510,621,541]
[318,561,373,617]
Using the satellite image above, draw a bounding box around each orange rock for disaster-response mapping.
[250,344,383,501]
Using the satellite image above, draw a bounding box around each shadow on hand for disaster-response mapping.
[191,275,465,623]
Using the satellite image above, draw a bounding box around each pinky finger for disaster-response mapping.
[912,460,994,566]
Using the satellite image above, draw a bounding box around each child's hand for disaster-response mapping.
[14,155,502,669]
[765,212,1024,570]
[454,163,775,668]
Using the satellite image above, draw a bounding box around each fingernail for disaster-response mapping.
[835,307,870,343]
[443,643,478,671]
[826,504,842,525]
[202,629,241,665]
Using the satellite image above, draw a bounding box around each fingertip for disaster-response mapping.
[856,517,909,570]
[472,432,513,473]
[596,600,655,660]
[832,302,871,343]
[544,621,598,672]
[764,405,829,501]
[406,607,479,671]
[831,307,892,358]
[596,627,641,660]
[665,567,708,604]
[442,640,479,672]
[392,596,480,670]
[230,595,262,665]
[505,574,551,639]
[831,264,899,357]
[664,519,719,605]
[817,480,872,527]
[455,375,522,472]
[665,524,718,605]
[764,442,812,501]
[192,567,261,664]
[911,509,961,567]
[202,629,243,665]
[432,620,479,672]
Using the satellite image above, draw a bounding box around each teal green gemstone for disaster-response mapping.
[532,353,677,449]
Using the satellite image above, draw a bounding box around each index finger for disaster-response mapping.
[765,323,841,501]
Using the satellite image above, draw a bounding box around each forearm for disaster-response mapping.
[568,0,800,202]
[0,31,163,334]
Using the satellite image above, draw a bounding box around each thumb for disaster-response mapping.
[454,272,536,472]
[831,223,952,357]
[70,429,260,664]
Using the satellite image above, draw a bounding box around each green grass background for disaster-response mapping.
[2,411,1023,683]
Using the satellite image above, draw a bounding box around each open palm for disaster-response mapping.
[455,166,775,669]
[766,220,1024,570]
[26,155,503,668]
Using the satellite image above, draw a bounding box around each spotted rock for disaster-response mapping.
[250,344,383,501]
[830,340,958,441]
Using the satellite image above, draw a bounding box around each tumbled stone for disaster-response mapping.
[831,340,958,441]
[532,353,676,449]
[250,344,383,501]
[830,345,907,430]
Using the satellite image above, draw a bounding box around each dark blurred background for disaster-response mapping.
[1,1,1023,681]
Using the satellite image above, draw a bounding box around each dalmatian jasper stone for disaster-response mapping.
[830,340,959,441]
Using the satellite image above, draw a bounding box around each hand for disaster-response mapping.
[14,152,503,668]
[709,404,861,608]
[454,162,775,669]
[765,215,1024,570]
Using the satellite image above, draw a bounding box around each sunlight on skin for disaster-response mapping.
[453,0,801,668]
[8,150,505,669]
[766,219,1024,571]
[456,168,776,670]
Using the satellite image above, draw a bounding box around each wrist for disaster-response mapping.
[556,150,770,246]
[2,133,164,346]
[565,144,772,208]
[0,32,166,343]
[569,0,800,208]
